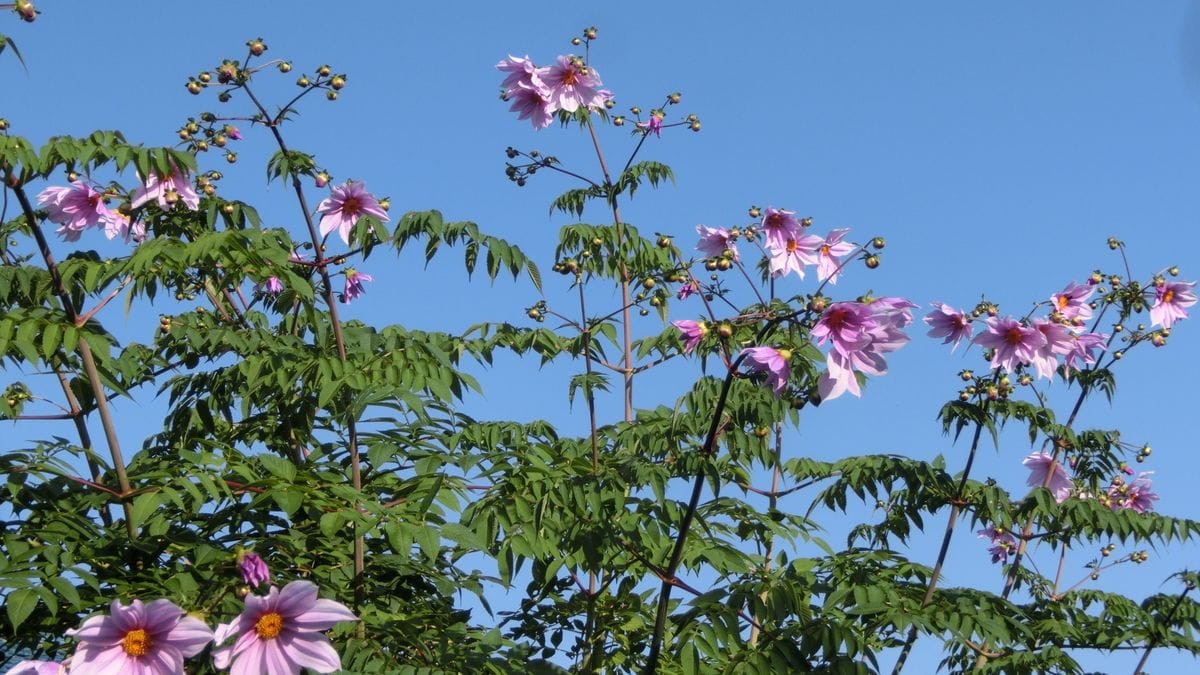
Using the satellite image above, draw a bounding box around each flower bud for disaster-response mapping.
[716,323,733,339]
[657,236,671,248]
[222,203,235,215]
[67,170,79,182]
[571,37,582,46]
[716,258,732,271]
[689,121,702,132]
[247,38,267,56]
[15,0,36,22]
[0,118,8,131]
[604,98,615,109]
[225,152,238,164]
[864,254,880,269]
[217,92,232,103]
[668,92,681,104]
[186,80,203,95]
[278,61,292,73]
[613,116,625,126]
[584,26,598,40]
[630,106,641,115]
[195,140,209,152]
[326,90,338,101]
[315,171,330,188]
[213,134,227,148]
[297,75,310,87]
[871,236,886,249]
[330,75,346,90]
[317,64,332,77]
[1107,236,1120,250]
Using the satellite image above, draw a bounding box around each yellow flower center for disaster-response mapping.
[256,611,284,639]
[1163,289,1175,304]
[820,244,831,256]
[122,628,153,657]
[785,239,798,253]
[1057,295,1069,309]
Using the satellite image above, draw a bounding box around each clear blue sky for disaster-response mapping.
[4,2,1199,672]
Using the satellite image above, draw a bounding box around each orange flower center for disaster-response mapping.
[766,213,782,228]
[1005,327,1024,345]
[256,611,284,640]
[561,69,578,86]
[341,196,361,217]
[122,628,152,657]
[1163,289,1175,304]
[820,244,831,256]
[785,239,798,253]
[1057,295,1069,309]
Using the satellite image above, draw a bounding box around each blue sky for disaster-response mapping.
[4,2,1200,672]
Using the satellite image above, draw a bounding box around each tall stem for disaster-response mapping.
[748,421,784,647]
[1132,584,1193,674]
[9,182,136,540]
[241,83,364,610]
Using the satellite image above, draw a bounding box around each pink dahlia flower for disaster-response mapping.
[1149,280,1196,329]
[65,598,213,675]
[637,114,663,137]
[924,303,973,352]
[741,346,790,397]
[814,299,914,401]
[671,319,707,353]
[212,580,357,675]
[238,550,271,587]
[342,269,373,303]
[316,181,390,245]
[676,281,697,301]
[977,526,1017,564]
[1108,472,1159,514]
[1050,281,1094,322]
[1029,317,1074,380]
[973,316,1046,373]
[36,181,118,242]
[1062,331,1107,372]
[695,224,738,261]
[544,55,609,113]
[814,228,855,284]
[760,207,802,250]
[4,661,65,675]
[766,232,822,279]
[506,80,556,130]
[130,167,200,211]
[257,276,285,297]
[1023,452,1073,504]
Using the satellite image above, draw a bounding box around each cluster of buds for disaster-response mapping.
[1100,542,1116,557]
[194,170,223,197]
[503,148,557,187]
[295,63,347,101]
[158,314,173,335]
[971,301,1000,318]
[1136,443,1152,463]
[3,382,30,409]
[570,25,599,46]
[704,247,738,273]
[1130,550,1149,564]
[525,300,547,322]
[177,115,242,163]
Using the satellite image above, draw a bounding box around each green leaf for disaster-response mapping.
[6,587,37,631]
[259,454,297,482]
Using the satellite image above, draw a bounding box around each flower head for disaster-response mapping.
[814,299,913,401]
[695,224,738,261]
[1023,452,1073,503]
[316,181,389,245]
[977,526,1017,564]
[4,661,65,675]
[257,276,284,297]
[760,207,802,250]
[924,303,973,352]
[544,55,610,113]
[637,113,663,137]
[225,125,243,141]
[130,166,200,212]
[1150,280,1196,329]
[671,319,707,353]
[1108,472,1159,514]
[676,280,698,301]
[342,268,373,304]
[1050,281,1094,322]
[814,228,855,284]
[973,316,1046,373]
[212,580,357,675]
[1062,331,1107,372]
[741,346,790,396]
[65,598,213,675]
[237,550,271,588]
[1029,317,1074,380]
[766,232,822,279]
[37,181,118,242]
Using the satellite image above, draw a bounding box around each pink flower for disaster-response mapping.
[672,319,707,353]
[36,181,118,241]
[103,211,142,243]
[973,316,1046,373]
[257,276,284,297]
[1062,331,1107,372]
[506,80,556,130]
[130,166,200,211]
[65,598,213,675]
[637,113,663,137]
[4,661,65,675]
[814,299,913,400]
[695,224,738,261]
[760,207,802,250]
[342,269,373,303]
[814,228,855,284]
[544,55,610,113]
[766,232,822,279]
[1050,282,1094,322]
[813,302,877,358]
[224,125,243,141]
[741,346,791,396]
[1149,281,1196,329]
[237,550,271,587]
[212,580,357,675]
[676,281,697,300]
[1023,452,1073,503]
[923,303,973,352]
[977,526,1017,564]
[315,181,390,245]
[1029,317,1074,380]
[1108,472,1159,514]
[497,54,547,92]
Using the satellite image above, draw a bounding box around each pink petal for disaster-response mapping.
[291,599,358,632]
[279,632,343,673]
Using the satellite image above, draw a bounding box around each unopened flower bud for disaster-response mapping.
[668,92,681,104]
[326,90,338,101]
[871,236,886,250]
[195,140,209,152]
[716,323,733,339]
[225,152,238,164]
[378,198,390,211]
[584,26,598,40]
[317,64,332,77]
[330,75,346,90]
[689,121,701,132]
[247,38,267,56]
[15,0,36,22]
[315,171,330,188]
[1107,236,1120,250]
[613,116,625,126]
[213,134,227,148]
[278,61,292,73]
[67,170,79,182]
[221,203,235,215]
[217,92,232,103]
[657,236,671,248]
[0,118,8,131]
[716,258,732,271]
[865,254,880,269]
[186,80,203,95]
[604,98,615,109]
[297,75,310,87]
[630,106,641,115]
[1168,265,1180,276]
[571,37,582,46]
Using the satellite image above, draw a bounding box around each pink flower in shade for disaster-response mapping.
[672,319,708,353]
[257,276,284,297]
[1029,317,1075,380]
[676,281,698,300]
[637,113,664,137]
[1149,280,1196,329]
[813,298,913,400]
[741,347,791,396]
[224,125,243,141]
[813,302,877,358]
[973,316,1047,373]
[1023,452,1073,504]
[64,598,214,675]
[103,211,142,243]
[1062,331,1107,372]
[544,55,610,113]
[760,207,802,250]
[695,224,738,261]
[814,228,855,284]
[211,580,357,675]
[1050,282,1094,322]
[315,181,390,245]
[130,167,200,211]
[1108,472,1159,514]
[342,269,373,304]
[977,526,1018,564]
[4,661,65,675]
[506,80,556,130]
[766,232,822,279]
[237,550,271,587]
[36,181,118,241]
[923,303,974,352]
